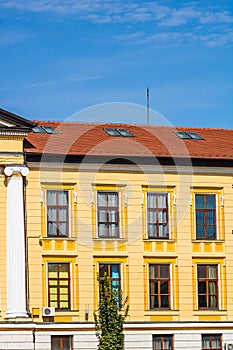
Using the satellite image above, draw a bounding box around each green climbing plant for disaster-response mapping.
[94,273,129,350]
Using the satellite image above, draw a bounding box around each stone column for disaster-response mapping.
[4,165,29,318]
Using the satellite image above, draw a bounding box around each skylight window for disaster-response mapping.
[32,126,45,133]
[117,128,134,137]
[176,131,191,139]
[104,128,121,136]
[176,131,204,140]
[33,126,58,134]
[42,126,58,134]
[186,132,204,140]
[104,128,134,137]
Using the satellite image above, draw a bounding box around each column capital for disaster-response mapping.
[4,165,29,177]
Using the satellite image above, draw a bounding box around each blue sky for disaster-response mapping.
[0,0,232,128]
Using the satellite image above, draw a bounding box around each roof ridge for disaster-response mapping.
[30,120,233,131]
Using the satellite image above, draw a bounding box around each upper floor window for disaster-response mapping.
[51,335,73,350]
[153,335,173,350]
[99,263,121,305]
[47,190,69,237]
[198,264,218,309]
[147,193,169,239]
[202,334,221,350]
[195,194,216,239]
[149,264,170,309]
[48,263,70,309]
[97,191,119,238]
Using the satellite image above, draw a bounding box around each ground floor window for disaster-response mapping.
[153,335,173,350]
[51,336,73,350]
[202,334,222,350]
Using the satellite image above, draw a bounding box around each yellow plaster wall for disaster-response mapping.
[0,138,23,152]
[13,165,233,323]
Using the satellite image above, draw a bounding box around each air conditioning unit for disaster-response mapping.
[42,307,55,317]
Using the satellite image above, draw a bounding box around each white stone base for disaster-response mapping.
[0,322,233,349]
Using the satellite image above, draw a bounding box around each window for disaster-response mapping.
[33,125,57,134]
[153,335,173,350]
[176,131,204,140]
[197,264,218,309]
[149,264,170,309]
[202,334,221,350]
[195,194,216,239]
[99,263,121,305]
[104,127,134,137]
[47,190,69,237]
[147,193,169,238]
[51,336,73,350]
[48,263,70,309]
[97,191,119,238]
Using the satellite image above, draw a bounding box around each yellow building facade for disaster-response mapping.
[1,108,233,349]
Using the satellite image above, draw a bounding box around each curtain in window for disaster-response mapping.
[58,191,68,206]
[202,335,221,349]
[212,335,221,348]
[157,194,166,208]
[98,224,107,237]
[58,208,68,235]
[109,209,118,222]
[98,192,107,206]
[148,193,156,208]
[153,336,172,350]
[98,209,107,222]
[158,210,167,237]
[153,337,162,349]
[47,208,57,235]
[208,266,217,307]
[148,210,156,237]
[109,224,118,237]
[47,191,56,205]
[163,336,172,349]
[108,192,118,206]
[202,336,210,348]
[208,266,217,279]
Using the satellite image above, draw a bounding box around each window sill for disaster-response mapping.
[145,310,179,316]
[192,239,224,242]
[143,239,176,242]
[93,238,127,241]
[43,237,76,240]
[193,310,227,315]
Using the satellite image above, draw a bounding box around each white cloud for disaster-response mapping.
[0,0,232,47]
[199,11,233,24]
[158,6,201,26]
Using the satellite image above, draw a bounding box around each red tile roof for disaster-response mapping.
[24,121,233,160]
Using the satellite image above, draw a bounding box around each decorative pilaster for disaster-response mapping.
[4,165,29,318]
